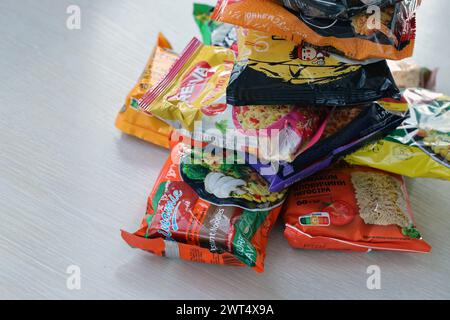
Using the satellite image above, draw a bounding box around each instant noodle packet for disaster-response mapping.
[212,0,418,61]
[140,38,329,162]
[194,3,237,51]
[284,164,431,253]
[346,89,450,180]
[226,28,399,106]
[121,142,287,272]
[115,33,178,148]
[388,60,438,90]
[282,0,399,20]
[251,102,406,192]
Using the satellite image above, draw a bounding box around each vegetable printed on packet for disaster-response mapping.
[212,0,418,61]
[140,38,329,162]
[115,33,178,148]
[226,28,399,106]
[284,164,431,253]
[346,89,450,180]
[121,142,287,272]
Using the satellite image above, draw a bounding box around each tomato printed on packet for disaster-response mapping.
[284,164,431,253]
[121,143,287,272]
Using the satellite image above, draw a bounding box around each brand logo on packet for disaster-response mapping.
[158,189,183,240]
[168,61,214,103]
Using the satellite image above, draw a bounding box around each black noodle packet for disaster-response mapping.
[226,28,400,107]
[282,0,400,20]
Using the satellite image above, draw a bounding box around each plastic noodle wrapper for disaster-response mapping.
[193,3,237,52]
[250,102,406,192]
[282,0,400,20]
[226,28,399,106]
[283,164,431,253]
[388,60,438,90]
[212,0,418,61]
[121,142,288,272]
[139,37,330,162]
[115,33,178,148]
[346,88,450,180]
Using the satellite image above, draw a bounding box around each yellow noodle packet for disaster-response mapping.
[140,38,235,132]
[346,89,450,180]
[115,33,178,148]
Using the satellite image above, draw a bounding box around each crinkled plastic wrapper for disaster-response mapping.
[121,143,287,272]
[346,89,450,180]
[226,28,399,106]
[115,33,178,148]
[284,164,431,253]
[251,102,406,192]
[213,0,418,60]
[140,38,330,162]
[194,3,237,51]
[282,0,400,20]
[388,60,438,90]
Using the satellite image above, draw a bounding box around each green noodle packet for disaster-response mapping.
[194,3,216,45]
[194,3,237,51]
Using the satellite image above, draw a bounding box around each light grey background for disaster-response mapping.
[0,0,449,300]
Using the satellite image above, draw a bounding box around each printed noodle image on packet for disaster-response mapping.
[283,164,431,253]
[140,37,330,162]
[226,28,399,106]
[115,33,178,148]
[346,88,450,180]
[121,143,287,272]
[250,102,406,192]
[212,0,418,61]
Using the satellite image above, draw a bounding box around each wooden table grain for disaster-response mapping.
[0,0,449,300]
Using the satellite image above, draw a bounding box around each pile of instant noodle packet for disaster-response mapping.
[117,0,449,272]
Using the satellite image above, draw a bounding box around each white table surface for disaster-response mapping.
[1,0,449,300]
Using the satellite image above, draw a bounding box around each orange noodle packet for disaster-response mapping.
[140,37,329,162]
[212,0,418,61]
[284,164,431,253]
[121,142,287,272]
[115,33,178,148]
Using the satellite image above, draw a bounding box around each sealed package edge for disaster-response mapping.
[251,102,406,192]
[226,28,399,106]
[213,0,418,61]
[115,33,178,148]
[346,89,450,180]
[284,165,431,253]
[139,37,329,162]
[121,142,287,272]
[282,0,399,20]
